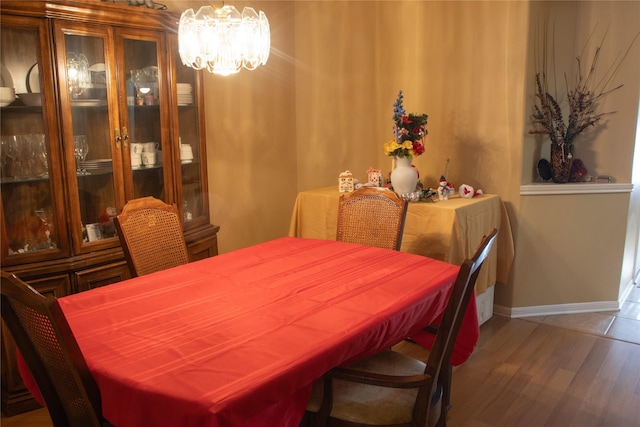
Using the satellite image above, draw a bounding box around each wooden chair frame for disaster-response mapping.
[0,271,105,427]
[306,229,499,427]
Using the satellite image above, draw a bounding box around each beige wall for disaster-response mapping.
[502,0,640,310]
[165,1,639,310]
[507,193,630,307]
[165,1,298,253]
[293,1,527,202]
[167,0,528,254]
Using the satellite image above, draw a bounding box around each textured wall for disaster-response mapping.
[164,1,640,310]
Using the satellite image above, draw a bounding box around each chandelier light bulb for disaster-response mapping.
[178,5,270,76]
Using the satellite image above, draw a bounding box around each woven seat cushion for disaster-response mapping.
[307,350,442,425]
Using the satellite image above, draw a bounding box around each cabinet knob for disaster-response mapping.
[114,128,121,149]
[122,127,129,148]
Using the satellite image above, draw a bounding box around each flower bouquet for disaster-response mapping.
[383,90,428,160]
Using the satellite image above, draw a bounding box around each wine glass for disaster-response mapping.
[23,135,38,178]
[6,136,23,179]
[0,136,10,180]
[35,135,48,177]
[80,137,90,174]
[74,135,90,175]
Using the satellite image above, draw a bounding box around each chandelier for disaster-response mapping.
[178,5,270,76]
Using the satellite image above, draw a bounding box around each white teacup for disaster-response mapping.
[131,153,142,167]
[143,142,159,152]
[142,151,156,166]
[131,143,143,154]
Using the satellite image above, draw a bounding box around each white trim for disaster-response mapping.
[520,182,633,196]
[493,300,620,318]
[619,280,637,305]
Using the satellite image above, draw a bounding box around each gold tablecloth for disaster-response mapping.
[288,187,514,294]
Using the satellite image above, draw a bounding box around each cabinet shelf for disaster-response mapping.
[0,175,50,184]
[1,104,43,111]
[70,99,107,107]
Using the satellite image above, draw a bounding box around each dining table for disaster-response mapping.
[25,237,479,427]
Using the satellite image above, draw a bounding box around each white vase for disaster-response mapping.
[390,156,418,195]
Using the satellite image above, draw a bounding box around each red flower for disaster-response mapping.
[412,141,425,156]
[401,115,412,124]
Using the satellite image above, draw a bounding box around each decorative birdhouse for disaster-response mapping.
[338,170,354,193]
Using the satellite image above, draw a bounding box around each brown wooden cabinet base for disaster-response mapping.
[0,223,219,416]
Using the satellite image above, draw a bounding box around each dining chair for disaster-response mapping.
[0,271,109,427]
[114,196,189,277]
[304,228,499,427]
[336,187,409,251]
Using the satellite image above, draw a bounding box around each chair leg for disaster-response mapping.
[441,363,452,412]
[299,412,311,427]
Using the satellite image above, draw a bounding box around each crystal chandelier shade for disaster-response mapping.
[178,5,270,76]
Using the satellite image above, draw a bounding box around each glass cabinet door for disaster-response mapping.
[53,24,175,253]
[54,22,121,252]
[0,16,68,264]
[117,29,173,204]
[169,35,208,228]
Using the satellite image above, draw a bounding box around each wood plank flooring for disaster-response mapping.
[3,316,640,426]
[395,316,640,427]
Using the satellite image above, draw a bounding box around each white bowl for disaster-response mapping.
[17,93,41,107]
[0,86,14,96]
[0,88,15,106]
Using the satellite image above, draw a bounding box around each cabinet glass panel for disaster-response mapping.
[123,38,165,201]
[175,57,203,225]
[1,26,58,255]
[64,33,118,241]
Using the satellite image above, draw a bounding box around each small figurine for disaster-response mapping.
[437,176,453,201]
[338,170,354,193]
[458,184,483,199]
[366,167,383,187]
[99,207,117,236]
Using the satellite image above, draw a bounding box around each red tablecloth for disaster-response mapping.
[24,237,477,427]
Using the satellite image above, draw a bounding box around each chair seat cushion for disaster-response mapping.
[307,350,442,425]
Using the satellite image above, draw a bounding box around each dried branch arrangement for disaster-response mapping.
[530,26,639,161]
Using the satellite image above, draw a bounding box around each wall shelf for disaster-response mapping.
[520,182,633,196]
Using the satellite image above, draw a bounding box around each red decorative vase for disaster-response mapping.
[550,143,573,183]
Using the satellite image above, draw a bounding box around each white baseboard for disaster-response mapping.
[492,280,637,319]
[494,300,620,319]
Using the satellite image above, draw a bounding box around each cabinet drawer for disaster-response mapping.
[27,274,72,297]
[75,261,131,292]
[188,237,218,262]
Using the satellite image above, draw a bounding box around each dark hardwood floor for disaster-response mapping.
[396,315,640,427]
[3,315,640,427]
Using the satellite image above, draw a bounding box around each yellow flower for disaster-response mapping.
[383,140,398,156]
[383,139,416,157]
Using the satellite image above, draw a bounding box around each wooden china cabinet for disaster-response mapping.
[0,0,219,415]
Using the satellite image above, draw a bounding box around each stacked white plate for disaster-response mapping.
[0,87,15,107]
[81,158,113,174]
[177,83,193,106]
